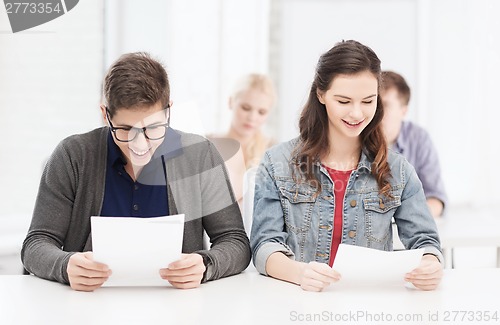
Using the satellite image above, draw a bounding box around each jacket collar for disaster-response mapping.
[313,150,372,173]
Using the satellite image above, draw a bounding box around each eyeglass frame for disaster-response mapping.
[105,105,171,143]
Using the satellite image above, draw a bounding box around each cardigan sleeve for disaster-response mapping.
[195,141,251,281]
[21,139,78,284]
[21,128,107,284]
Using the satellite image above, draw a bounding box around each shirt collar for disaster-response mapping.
[107,132,127,168]
[356,151,372,172]
[153,127,183,160]
[313,150,372,173]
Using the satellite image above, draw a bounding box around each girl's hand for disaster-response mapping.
[405,254,443,290]
[298,261,341,292]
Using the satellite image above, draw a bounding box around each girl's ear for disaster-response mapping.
[316,90,325,105]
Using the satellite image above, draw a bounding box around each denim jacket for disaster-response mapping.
[250,138,443,275]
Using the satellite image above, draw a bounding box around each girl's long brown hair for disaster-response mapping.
[292,40,392,198]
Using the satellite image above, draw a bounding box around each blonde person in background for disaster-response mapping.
[209,73,276,205]
[227,73,276,168]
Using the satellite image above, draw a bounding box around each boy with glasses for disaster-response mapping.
[22,52,251,291]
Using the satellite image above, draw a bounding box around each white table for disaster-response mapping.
[1,268,499,325]
[393,205,500,268]
[0,215,30,275]
[438,206,500,268]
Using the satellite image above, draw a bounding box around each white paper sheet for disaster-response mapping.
[91,214,185,287]
[331,244,424,287]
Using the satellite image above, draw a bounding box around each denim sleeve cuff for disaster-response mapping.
[254,242,295,276]
[423,246,444,264]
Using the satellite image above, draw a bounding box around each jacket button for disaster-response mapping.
[350,200,357,207]
[348,230,356,238]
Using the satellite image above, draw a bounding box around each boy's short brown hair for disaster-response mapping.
[381,71,411,105]
[103,52,170,117]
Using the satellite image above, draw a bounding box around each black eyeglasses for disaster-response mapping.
[105,106,170,142]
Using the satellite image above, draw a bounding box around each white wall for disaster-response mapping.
[0,0,104,219]
[0,1,103,269]
[424,0,500,205]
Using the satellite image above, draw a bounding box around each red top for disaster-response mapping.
[323,165,353,267]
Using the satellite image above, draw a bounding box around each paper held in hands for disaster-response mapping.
[91,214,185,287]
[332,244,424,287]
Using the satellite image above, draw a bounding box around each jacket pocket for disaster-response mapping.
[277,180,316,234]
[363,195,401,244]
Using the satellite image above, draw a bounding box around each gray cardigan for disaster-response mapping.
[21,127,251,284]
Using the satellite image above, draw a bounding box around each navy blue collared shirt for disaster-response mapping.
[100,129,182,218]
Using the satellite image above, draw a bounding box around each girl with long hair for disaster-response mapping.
[250,40,442,292]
